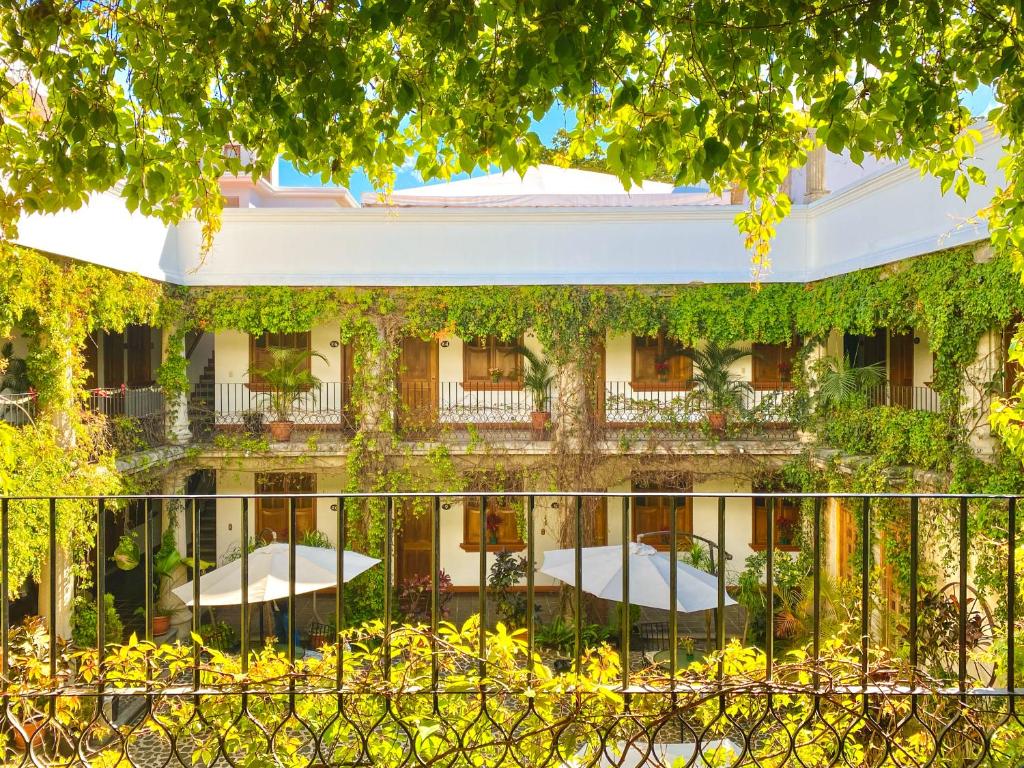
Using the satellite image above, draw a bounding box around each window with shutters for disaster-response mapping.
[752,341,799,390]
[631,332,693,390]
[751,480,801,551]
[249,332,311,390]
[462,472,524,551]
[463,335,523,389]
[631,475,692,550]
[255,473,316,542]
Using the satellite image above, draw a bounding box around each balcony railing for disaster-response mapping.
[85,385,167,451]
[0,392,36,426]
[604,381,798,428]
[867,382,942,412]
[399,380,556,437]
[0,491,1017,766]
[209,381,358,435]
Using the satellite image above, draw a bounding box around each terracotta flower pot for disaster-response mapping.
[269,420,294,442]
[12,716,44,752]
[531,410,551,438]
[152,614,171,636]
[707,411,727,432]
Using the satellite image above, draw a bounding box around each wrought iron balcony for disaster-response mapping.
[603,381,800,431]
[866,382,942,413]
[0,392,36,426]
[399,380,556,439]
[200,381,358,438]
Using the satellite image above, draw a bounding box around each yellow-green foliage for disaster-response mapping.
[0,421,123,597]
[20,619,1021,767]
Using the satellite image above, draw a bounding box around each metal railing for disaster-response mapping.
[0,392,36,426]
[399,380,555,436]
[210,381,358,434]
[85,386,167,451]
[867,382,942,413]
[604,381,798,427]
[0,491,1019,766]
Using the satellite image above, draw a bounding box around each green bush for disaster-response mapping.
[70,593,124,649]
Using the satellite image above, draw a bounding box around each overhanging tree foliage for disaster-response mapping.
[5,0,1024,452]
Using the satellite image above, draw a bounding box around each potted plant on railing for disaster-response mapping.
[684,342,751,432]
[488,367,504,384]
[247,347,327,442]
[519,346,554,438]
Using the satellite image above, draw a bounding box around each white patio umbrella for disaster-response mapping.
[172,542,379,606]
[539,542,736,614]
[565,739,741,767]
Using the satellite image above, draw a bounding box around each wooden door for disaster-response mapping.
[399,338,437,428]
[103,331,125,388]
[397,502,432,584]
[126,325,153,386]
[889,332,914,407]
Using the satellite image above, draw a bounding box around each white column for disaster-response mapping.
[804,146,829,202]
[38,548,74,640]
[161,470,193,637]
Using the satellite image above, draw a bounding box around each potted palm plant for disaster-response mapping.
[684,342,751,432]
[518,346,554,438]
[248,347,327,442]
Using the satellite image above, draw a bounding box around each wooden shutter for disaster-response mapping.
[461,472,523,548]
[398,501,432,583]
[256,472,316,542]
[665,337,693,384]
[632,476,692,548]
[126,325,153,386]
[752,501,769,547]
[889,332,915,408]
[632,336,659,383]
[463,337,491,382]
[586,498,608,547]
[495,338,522,381]
[103,331,125,387]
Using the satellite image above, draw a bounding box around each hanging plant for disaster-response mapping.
[112,532,141,571]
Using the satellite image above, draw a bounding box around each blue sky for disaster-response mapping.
[277,86,998,199]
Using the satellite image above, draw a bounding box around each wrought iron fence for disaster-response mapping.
[0,393,36,427]
[86,386,166,450]
[0,491,1020,766]
[209,382,358,436]
[604,382,800,431]
[399,380,556,439]
[866,382,942,413]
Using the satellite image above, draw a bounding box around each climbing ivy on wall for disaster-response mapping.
[0,245,164,596]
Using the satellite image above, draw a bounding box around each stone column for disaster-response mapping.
[804,146,829,202]
[162,326,192,445]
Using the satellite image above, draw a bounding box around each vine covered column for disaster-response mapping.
[160,325,192,445]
